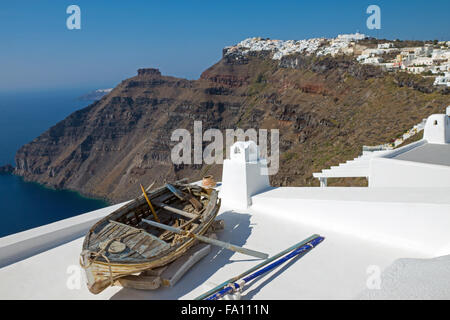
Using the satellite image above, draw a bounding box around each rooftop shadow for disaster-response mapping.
[242,250,310,300]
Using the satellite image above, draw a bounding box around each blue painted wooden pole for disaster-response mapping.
[204,236,325,300]
[194,234,320,300]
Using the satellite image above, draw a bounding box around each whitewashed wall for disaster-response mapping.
[369,158,450,188]
[0,202,128,268]
[251,188,450,257]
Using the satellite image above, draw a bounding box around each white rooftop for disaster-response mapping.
[2,185,449,300]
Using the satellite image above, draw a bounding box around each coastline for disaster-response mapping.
[0,173,109,238]
[13,172,112,206]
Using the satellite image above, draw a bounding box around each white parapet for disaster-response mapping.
[0,201,129,268]
[220,141,271,210]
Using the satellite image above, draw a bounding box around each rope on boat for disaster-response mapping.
[80,229,145,287]
[204,236,325,300]
[80,190,218,290]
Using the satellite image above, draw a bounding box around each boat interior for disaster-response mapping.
[85,184,212,262]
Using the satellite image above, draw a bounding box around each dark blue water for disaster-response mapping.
[0,89,107,237]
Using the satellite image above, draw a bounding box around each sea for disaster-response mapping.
[0,89,108,238]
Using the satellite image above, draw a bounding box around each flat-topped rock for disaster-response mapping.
[137,68,161,77]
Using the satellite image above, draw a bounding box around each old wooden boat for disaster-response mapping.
[80,180,221,294]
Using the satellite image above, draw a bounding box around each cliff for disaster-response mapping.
[15,51,450,203]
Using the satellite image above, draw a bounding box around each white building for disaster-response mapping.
[356,54,369,62]
[362,48,384,56]
[415,46,433,57]
[362,56,383,65]
[378,43,394,49]
[399,52,416,66]
[434,72,450,86]
[406,66,426,74]
[381,62,397,71]
[432,49,450,60]
[411,56,434,66]
[430,64,450,74]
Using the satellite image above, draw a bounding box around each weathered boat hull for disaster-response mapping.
[80,218,216,294]
[80,182,220,294]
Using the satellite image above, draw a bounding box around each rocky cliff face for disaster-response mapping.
[15,51,450,203]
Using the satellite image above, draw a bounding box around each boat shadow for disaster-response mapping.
[110,209,254,300]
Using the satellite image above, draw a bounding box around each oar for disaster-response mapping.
[141,218,268,260]
[140,184,160,223]
[145,181,156,193]
[205,236,325,300]
[194,234,321,300]
[166,183,203,212]
[153,201,198,220]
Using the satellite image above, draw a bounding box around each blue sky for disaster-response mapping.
[0,0,449,92]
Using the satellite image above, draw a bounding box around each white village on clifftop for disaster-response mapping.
[225,33,450,87]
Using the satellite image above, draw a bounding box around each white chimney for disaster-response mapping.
[220,141,271,210]
[423,108,450,144]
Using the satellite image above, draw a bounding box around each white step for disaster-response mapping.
[330,163,369,170]
[314,167,370,178]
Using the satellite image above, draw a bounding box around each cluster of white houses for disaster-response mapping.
[357,42,450,87]
[224,33,367,60]
[225,34,450,87]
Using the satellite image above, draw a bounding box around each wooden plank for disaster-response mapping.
[91,223,115,242]
[140,240,170,259]
[153,192,176,204]
[98,223,117,238]
[153,201,198,219]
[134,238,154,256]
[95,224,119,243]
[142,237,160,252]
[108,224,127,240]
[115,275,161,290]
[109,220,156,240]
[160,243,211,287]
[143,266,168,276]
[124,233,148,251]
[109,220,170,259]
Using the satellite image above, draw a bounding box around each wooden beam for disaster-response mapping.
[153,201,198,220]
